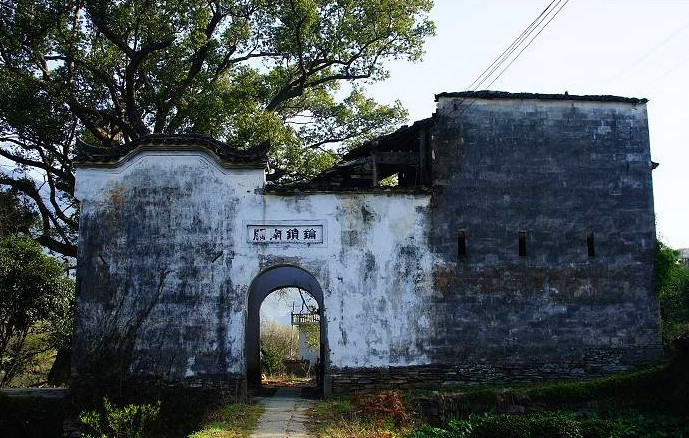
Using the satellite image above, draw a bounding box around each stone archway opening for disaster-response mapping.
[259,287,320,387]
[246,265,327,395]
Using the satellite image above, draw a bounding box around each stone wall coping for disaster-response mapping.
[435,90,648,104]
[74,134,268,168]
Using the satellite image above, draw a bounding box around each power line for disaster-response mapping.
[603,19,689,88]
[444,0,572,118]
[650,53,689,86]
[466,0,559,91]
[482,0,571,92]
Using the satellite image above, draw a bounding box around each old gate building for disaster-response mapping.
[72,91,662,395]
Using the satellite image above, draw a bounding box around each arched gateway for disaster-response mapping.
[72,92,662,399]
[246,266,327,389]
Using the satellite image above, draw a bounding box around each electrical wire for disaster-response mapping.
[446,0,572,119]
[650,54,689,86]
[466,0,559,92]
[603,19,689,88]
[482,0,571,92]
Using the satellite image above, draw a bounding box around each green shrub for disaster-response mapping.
[529,413,582,438]
[446,418,475,437]
[656,243,689,343]
[79,397,161,438]
[411,424,453,438]
[470,415,531,438]
[580,418,625,438]
[412,412,689,438]
[0,235,74,386]
[260,321,298,377]
[610,412,689,438]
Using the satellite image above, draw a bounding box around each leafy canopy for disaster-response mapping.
[260,320,299,377]
[656,242,689,342]
[0,235,74,386]
[0,0,435,257]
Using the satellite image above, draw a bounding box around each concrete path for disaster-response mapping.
[251,387,316,438]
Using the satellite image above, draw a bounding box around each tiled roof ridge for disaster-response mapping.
[435,90,647,104]
[74,134,269,165]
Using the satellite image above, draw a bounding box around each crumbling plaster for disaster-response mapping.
[72,94,663,391]
[74,150,435,378]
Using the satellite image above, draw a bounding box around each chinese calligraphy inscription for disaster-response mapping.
[247,224,323,244]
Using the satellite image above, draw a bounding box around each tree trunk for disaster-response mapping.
[47,346,71,387]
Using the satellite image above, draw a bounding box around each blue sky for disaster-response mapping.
[261,288,319,326]
[367,0,689,249]
[3,1,684,249]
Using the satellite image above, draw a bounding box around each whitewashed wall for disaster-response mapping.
[74,149,435,378]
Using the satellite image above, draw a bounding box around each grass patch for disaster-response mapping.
[410,411,689,438]
[415,366,684,414]
[308,369,688,438]
[189,403,264,438]
[8,347,57,387]
[310,391,419,438]
[409,367,689,438]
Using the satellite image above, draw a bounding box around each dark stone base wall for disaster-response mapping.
[329,347,662,393]
[69,373,247,405]
[0,389,69,438]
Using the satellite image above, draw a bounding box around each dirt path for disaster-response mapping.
[251,387,316,438]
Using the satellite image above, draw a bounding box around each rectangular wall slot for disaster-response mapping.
[458,230,467,260]
[519,230,527,257]
[587,231,595,258]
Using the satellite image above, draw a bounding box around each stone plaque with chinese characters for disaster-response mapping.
[247,224,323,244]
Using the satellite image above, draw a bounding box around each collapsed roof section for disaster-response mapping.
[74,90,651,191]
[277,90,650,193]
[269,117,435,193]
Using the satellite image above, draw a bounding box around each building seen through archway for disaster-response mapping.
[259,287,320,388]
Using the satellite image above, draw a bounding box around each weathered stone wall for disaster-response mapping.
[72,95,662,394]
[73,151,435,389]
[424,97,661,377]
[73,152,257,381]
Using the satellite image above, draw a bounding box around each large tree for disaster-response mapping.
[0,235,74,386]
[0,0,434,257]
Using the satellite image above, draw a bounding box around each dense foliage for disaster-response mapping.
[411,412,689,438]
[299,322,320,350]
[0,0,435,257]
[259,321,298,377]
[80,397,161,438]
[0,188,38,237]
[0,235,74,386]
[656,242,689,343]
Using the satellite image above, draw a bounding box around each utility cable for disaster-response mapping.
[469,0,564,93]
[650,53,689,86]
[448,0,572,118]
[603,19,689,88]
[466,0,559,92]
[482,0,571,92]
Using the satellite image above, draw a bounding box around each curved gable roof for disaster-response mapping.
[74,134,269,167]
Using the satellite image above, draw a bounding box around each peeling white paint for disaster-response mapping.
[76,150,436,373]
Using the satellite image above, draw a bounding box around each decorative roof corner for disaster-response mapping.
[74,134,269,168]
